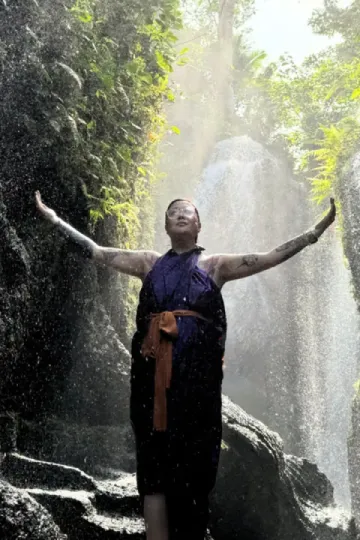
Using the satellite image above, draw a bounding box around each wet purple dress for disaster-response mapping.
[130,247,226,537]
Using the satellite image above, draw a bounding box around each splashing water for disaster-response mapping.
[195,135,359,508]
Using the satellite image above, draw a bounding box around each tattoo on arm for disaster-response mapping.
[101,249,122,265]
[235,254,259,269]
[217,227,320,283]
[275,236,307,252]
[274,232,317,262]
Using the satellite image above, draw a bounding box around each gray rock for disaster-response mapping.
[26,487,144,540]
[210,396,359,540]
[340,153,360,310]
[95,473,140,515]
[0,414,17,452]
[0,479,67,539]
[349,393,360,523]
[340,152,360,523]
[1,452,144,538]
[2,453,97,491]
[17,417,136,474]
[0,203,30,374]
[3,396,359,540]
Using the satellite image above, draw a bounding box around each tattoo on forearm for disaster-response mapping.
[236,254,259,269]
[275,237,307,253]
[102,249,121,265]
[275,231,317,262]
[275,250,299,263]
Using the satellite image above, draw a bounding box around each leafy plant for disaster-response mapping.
[64,0,182,243]
[0,0,183,340]
[231,17,360,214]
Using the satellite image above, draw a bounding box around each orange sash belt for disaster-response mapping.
[141,310,208,431]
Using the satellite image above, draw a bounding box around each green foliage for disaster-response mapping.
[232,3,360,214]
[0,0,182,248]
[62,0,182,335]
[65,0,182,245]
[309,119,360,206]
[69,0,182,335]
[354,379,360,397]
[0,0,182,341]
[221,439,229,450]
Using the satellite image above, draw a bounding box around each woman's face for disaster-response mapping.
[165,201,201,241]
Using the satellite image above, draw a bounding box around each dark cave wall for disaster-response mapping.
[0,1,131,426]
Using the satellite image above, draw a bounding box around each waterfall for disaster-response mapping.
[195,135,359,508]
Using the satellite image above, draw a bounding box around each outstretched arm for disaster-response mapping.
[213,198,336,285]
[35,191,159,279]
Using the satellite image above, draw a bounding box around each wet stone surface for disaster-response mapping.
[0,402,359,540]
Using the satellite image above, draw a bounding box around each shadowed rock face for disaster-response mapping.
[1,397,358,540]
[0,190,131,426]
[340,153,360,523]
[340,154,360,314]
[348,395,360,525]
[0,0,132,427]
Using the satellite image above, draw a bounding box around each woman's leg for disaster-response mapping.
[144,493,169,540]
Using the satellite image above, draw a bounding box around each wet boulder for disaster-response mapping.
[210,396,358,540]
[0,478,67,540]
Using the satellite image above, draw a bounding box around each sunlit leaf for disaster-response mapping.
[170,125,180,134]
[137,166,147,176]
[351,88,360,100]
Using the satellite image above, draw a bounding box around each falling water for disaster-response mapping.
[195,135,359,507]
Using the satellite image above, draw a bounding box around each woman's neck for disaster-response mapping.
[170,238,197,254]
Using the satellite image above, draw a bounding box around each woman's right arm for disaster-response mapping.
[35,191,159,279]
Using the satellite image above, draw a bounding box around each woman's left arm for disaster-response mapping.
[213,198,336,285]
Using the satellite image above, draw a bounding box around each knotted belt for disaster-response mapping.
[141,310,208,431]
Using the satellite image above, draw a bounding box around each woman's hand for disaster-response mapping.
[314,197,336,239]
[35,191,59,224]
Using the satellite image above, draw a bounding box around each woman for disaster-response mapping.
[35,191,336,539]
